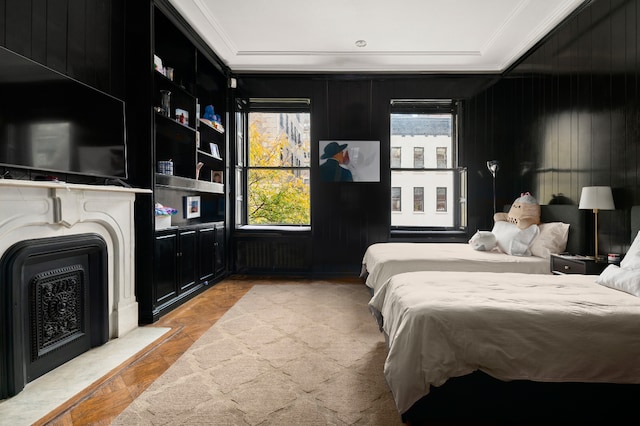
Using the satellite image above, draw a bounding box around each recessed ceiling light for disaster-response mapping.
[355,39,367,48]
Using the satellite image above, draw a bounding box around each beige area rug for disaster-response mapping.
[113,282,402,425]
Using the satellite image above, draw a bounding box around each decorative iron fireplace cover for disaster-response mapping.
[0,233,108,399]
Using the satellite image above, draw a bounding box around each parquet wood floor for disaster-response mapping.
[34,276,362,425]
[34,277,256,425]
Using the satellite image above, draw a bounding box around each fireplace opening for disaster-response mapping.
[1,233,108,399]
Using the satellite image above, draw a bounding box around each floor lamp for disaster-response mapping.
[578,186,615,260]
[486,160,500,214]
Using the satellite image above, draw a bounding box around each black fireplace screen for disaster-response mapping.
[1,233,108,399]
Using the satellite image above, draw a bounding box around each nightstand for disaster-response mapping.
[550,254,609,275]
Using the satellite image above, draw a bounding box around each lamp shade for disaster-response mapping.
[578,186,615,210]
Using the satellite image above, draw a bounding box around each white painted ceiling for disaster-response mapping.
[168,0,587,73]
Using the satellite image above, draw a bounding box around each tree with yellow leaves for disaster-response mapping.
[248,117,310,225]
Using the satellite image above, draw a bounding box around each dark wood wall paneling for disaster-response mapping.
[236,75,496,274]
[5,0,640,269]
[0,0,123,98]
[466,0,640,255]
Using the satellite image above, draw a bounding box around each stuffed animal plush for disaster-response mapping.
[494,192,540,230]
[468,230,497,251]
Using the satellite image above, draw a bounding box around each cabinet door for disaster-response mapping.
[214,225,225,277]
[178,229,197,292]
[198,226,216,284]
[154,231,178,305]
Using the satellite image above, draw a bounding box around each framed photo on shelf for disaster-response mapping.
[211,170,223,183]
[175,108,189,126]
[183,195,201,219]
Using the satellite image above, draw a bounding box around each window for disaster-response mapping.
[413,187,424,212]
[391,147,401,168]
[436,147,447,168]
[436,187,447,212]
[235,99,311,226]
[414,147,424,168]
[391,187,401,211]
[390,100,466,230]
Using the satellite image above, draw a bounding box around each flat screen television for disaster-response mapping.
[0,46,127,180]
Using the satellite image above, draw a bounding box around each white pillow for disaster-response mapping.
[620,230,640,270]
[491,221,539,256]
[529,222,570,259]
[468,230,497,251]
[596,264,640,297]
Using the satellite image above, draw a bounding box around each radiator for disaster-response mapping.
[235,238,311,273]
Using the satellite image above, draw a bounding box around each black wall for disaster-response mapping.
[234,75,496,275]
[466,0,640,255]
[236,0,640,272]
[3,0,639,272]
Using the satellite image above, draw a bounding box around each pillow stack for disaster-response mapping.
[469,221,571,257]
[529,222,570,259]
[596,231,640,297]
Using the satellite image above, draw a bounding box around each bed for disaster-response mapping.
[373,271,640,417]
[371,207,640,424]
[362,204,584,295]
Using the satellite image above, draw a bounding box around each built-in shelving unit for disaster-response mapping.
[128,0,229,323]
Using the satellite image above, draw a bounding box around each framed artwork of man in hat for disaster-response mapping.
[319,141,353,182]
[319,140,380,182]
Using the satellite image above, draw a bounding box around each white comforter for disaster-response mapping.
[371,271,640,415]
[362,243,550,295]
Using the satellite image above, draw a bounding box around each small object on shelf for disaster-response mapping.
[203,105,215,120]
[153,54,164,74]
[209,143,222,159]
[211,170,223,183]
[203,105,222,124]
[184,195,201,219]
[160,90,171,117]
[195,162,204,179]
[155,215,171,230]
[165,67,174,81]
[154,202,177,230]
[157,160,173,175]
[199,118,225,133]
[175,108,189,125]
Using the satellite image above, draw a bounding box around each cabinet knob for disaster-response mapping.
[564,265,569,270]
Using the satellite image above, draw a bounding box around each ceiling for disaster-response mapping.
[168,0,588,74]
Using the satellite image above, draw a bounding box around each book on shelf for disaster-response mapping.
[209,143,222,160]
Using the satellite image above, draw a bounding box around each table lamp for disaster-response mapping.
[578,186,615,260]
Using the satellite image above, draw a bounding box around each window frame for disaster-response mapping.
[389,100,466,233]
[234,98,312,229]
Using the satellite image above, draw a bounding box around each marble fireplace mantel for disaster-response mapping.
[0,179,150,338]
